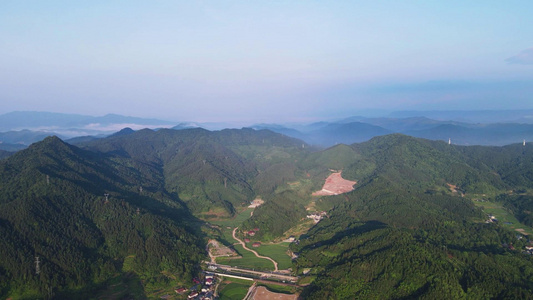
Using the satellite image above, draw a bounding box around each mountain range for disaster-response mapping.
[2,125,533,298]
[2,111,533,152]
[254,116,533,147]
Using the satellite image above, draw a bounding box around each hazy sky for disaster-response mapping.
[1,1,532,123]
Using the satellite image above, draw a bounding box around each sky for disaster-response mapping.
[1,0,532,124]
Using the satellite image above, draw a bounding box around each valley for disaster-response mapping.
[3,1,533,298]
[2,128,533,299]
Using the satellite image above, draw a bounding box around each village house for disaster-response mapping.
[307,211,327,223]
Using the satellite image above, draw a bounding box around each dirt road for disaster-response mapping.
[232,227,279,271]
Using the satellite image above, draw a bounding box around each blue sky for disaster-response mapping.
[1,1,532,123]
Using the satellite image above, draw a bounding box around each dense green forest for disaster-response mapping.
[0,149,13,160]
[241,190,308,241]
[0,137,203,299]
[78,128,309,216]
[0,129,310,299]
[2,129,533,299]
[292,134,533,298]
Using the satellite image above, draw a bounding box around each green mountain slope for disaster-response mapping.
[0,137,203,299]
[80,128,309,215]
[3,129,533,299]
[293,134,533,299]
[0,149,13,159]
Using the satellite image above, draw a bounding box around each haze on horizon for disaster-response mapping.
[1,1,532,124]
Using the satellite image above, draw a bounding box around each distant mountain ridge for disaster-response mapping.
[2,110,533,150]
[0,111,176,131]
[254,117,533,147]
[0,112,180,149]
[388,109,533,123]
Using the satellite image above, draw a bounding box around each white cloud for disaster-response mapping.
[506,48,533,65]
[83,123,173,132]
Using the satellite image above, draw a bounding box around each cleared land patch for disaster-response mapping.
[208,239,238,262]
[248,199,265,208]
[252,286,299,300]
[312,172,357,196]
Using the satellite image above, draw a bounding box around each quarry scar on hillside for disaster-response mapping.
[312,171,357,196]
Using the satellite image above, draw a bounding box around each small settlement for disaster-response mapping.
[306,211,327,224]
[175,272,216,300]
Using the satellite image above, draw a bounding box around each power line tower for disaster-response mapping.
[104,193,109,204]
[139,186,143,194]
[35,256,41,275]
[46,175,50,185]
[448,138,451,145]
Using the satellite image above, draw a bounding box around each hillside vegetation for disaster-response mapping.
[0,137,203,299]
[79,128,309,216]
[2,130,533,298]
[293,135,533,298]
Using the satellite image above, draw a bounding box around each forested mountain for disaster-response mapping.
[292,135,533,298]
[79,128,309,216]
[0,150,13,160]
[2,128,533,299]
[0,111,175,132]
[254,116,533,147]
[405,123,533,146]
[0,136,203,299]
[3,110,532,151]
[0,128,311,298]
[389,109,533,123]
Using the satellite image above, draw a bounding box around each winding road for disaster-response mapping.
[232,227,279,271]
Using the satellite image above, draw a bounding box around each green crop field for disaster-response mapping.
[218,282,252,300]
[211,207,254,228]
[217,244,275,270]
[474,201,533,235]
[254,243,293,270]
[209,207,255,246]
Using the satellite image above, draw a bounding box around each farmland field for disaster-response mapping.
[218,281,252,300]
[217,244,275,270]
[254,243,293,270]
[474,200,533,235]
[210,207,254,228]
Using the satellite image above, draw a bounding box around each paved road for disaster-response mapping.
[209,263,298,282]
[232,227,279,271]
